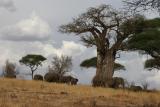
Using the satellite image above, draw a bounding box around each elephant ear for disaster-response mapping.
[80,57,125,71]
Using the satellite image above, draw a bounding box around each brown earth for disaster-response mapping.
[0,78,160,107]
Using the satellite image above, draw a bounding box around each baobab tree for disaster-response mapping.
[124,0,160,12]
[59,4,141,87]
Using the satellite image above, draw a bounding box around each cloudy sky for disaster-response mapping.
[0,0,159,89]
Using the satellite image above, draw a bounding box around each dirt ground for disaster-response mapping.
[0,78,160,107]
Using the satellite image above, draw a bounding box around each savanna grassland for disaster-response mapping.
[0,78,160,107]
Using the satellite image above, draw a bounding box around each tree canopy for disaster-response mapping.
[59,4,146,87]
[145,58,160,70]
[59,4,136,48]
[124,0,160,12]
[128,28,160,55]
[80,57,125,71]
[19,54,46,79]
[127,18,160,70]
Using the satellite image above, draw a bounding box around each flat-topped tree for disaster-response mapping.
[127,18,160,71]
[59,4,142,87]
[19,54,46,79]
[80,57,125,71]
[145,59,160,70]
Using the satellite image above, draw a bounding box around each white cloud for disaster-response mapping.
[0,40,87,77]
[113,52,160,89]
[0,40,86,66]
[0,12,51,41]
[43,41,86,57]
[0,0,16,12]
[146,71,160,89]
[56,41,86,57]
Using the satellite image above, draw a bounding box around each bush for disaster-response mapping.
[34,74,43,81]
[142,82,149,91]
[2,60,17,78]
[50,55,72,77]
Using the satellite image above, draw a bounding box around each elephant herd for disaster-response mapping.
[34,74,143,91]
[111,77,143,91]
[95,77,143,91]
[34,72,78,85]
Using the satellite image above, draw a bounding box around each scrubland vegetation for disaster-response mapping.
[0,0,160,107]
[0,78,160,107]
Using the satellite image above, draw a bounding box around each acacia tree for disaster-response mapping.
[19,54,46,79]
[80,57,125,71]
[127,18,160,70]
[59,4,141,87]
[124,0,160,12]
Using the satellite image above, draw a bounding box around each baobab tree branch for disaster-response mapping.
[81,35,97,47]
[124,0,160,12]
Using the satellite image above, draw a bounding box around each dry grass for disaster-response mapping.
[0,78,160,107]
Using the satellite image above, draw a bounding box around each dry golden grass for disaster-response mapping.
[0,78,160,107]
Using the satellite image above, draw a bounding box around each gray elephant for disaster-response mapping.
[34,74,43,81]
[111,77,125,89]
[71,77,78,85]
[60,76,78,85]
[44,72,59,83]
[130,85,143,92]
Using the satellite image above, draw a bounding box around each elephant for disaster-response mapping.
[130,85,143,92]
[71,77,78,85]
[111,77,125,89]
[44,72,59,83]
[60,76,78,85]
[34,74,43,81]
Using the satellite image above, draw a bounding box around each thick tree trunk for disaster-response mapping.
[92,49,115,87]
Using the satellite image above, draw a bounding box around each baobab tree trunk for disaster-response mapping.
[92,49,115,87]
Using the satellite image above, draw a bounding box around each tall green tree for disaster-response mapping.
[59,4,143,87]
[127,18,160,70]
[19,54,46,79]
